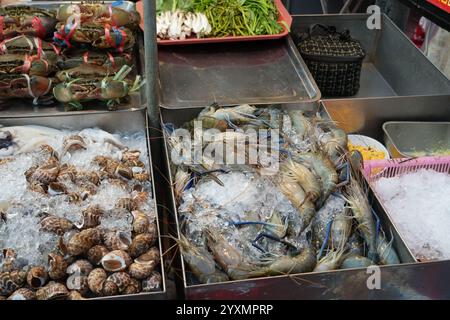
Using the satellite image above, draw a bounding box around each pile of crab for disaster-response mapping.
[165,104,401,284]
[0,126,161,300]
[0,3,144,110]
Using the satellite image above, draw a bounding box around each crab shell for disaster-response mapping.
[87,245,109,265]
[36,281,69,300]
[26,266,48,288]
[142,271,162,293]
[0,270,26,296]
[48,253,68,280]
[103,230,131,251]
[129,233,154,258]
[7,288,36,300]
[66,274,89,296]
[66,228,102,256]
[102,272,130,296]
[40,215,73,236]
[87,268,107,296]
[123,278,141,295]
[131,210,149,235]
[66,259,93,276]
[101,250,131,272]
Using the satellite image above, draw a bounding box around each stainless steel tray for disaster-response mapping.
[291,14,450,99]
[0,109,167,300]
[160,104,419,300]
[0,1,146,117]
[158,37,320,109]
[383,121,450,158]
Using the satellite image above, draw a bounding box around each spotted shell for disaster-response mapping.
[31,162,59,185]
[103,230,131,251]
[66,274,89,296]
[67,290,86,300]
[87,268,107,296]
[7,288,36,300]
[62,135,86,155]
[87,245,109,265]
[135,247,160,265]
[47,182,67,196]
[0,270,26,296]
[101,250,131,272]
[128,262,155,280]
[26,266,48,288]
[102,272,130,296]
[123,278,141,295]
[66,228,102,256]
[75,205,103,229]
[48,253,68,280]
[121,150,141,162]
[36,281,69,300]
[131,210,149,235]
[115,197,137,212]
[40,215,73,236]
[57,164,77,183]
[129,233,154,258]
[66,259,93,276]
[142,271,162,293]
[115,163,133,180]
[133,171,150,182]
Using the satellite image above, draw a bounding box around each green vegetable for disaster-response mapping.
[156,0,193,14]
[191,0,282,37]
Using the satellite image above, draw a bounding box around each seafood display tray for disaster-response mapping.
[160,104,421,300]
[0,1,146,118]
[290,14,450,99]
[158,37,320,109]
[0,109,167,300]
[138,0,292,45]
[382,121,450,158]
[321,95,450,299]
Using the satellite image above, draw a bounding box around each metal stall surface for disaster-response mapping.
[290,14,450,99]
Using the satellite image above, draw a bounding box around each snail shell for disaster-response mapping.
[129,233,154,258]
[123,278,141,295]
[66,228,102,256]
[131,210,149,234]
[40,144,59,160]
[102,272,130,296]
[66,274,89,296]
[121,150,141,162]
[1,248,17,272]
[128,262,155,280]
[40,215,73,236]
[48,253,68,280]
[135,247,160,265]
[142,271,162,293]
[115,163,133,180]
[87,245,109,265]
[66,259,93,276]
[28,181,48,194]
[0,270,26,296]
[26,266,48,288]
[133,171,150,182]
[7,288,36,300]
[62,135,86,155]
[31,162,59,185]
[47,182,67,196]
[101,250,131,272]
[57,164,77,183]
[76,171,101,186]
[115,197,137,212]
[131,192,148,209]
[74,205,103,229]
[103,230,131,251]
[67,290,86,300]
[36,281,69,300]
[87,268,107,296]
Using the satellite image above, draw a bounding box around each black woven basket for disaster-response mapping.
[296,24,366,97]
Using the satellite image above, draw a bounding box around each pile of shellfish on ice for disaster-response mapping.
[0,125,161,300]
[165,104,401,285]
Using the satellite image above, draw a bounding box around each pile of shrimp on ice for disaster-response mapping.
[165,104,400,284]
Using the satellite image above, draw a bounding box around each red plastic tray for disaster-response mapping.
[137,0,292,45]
